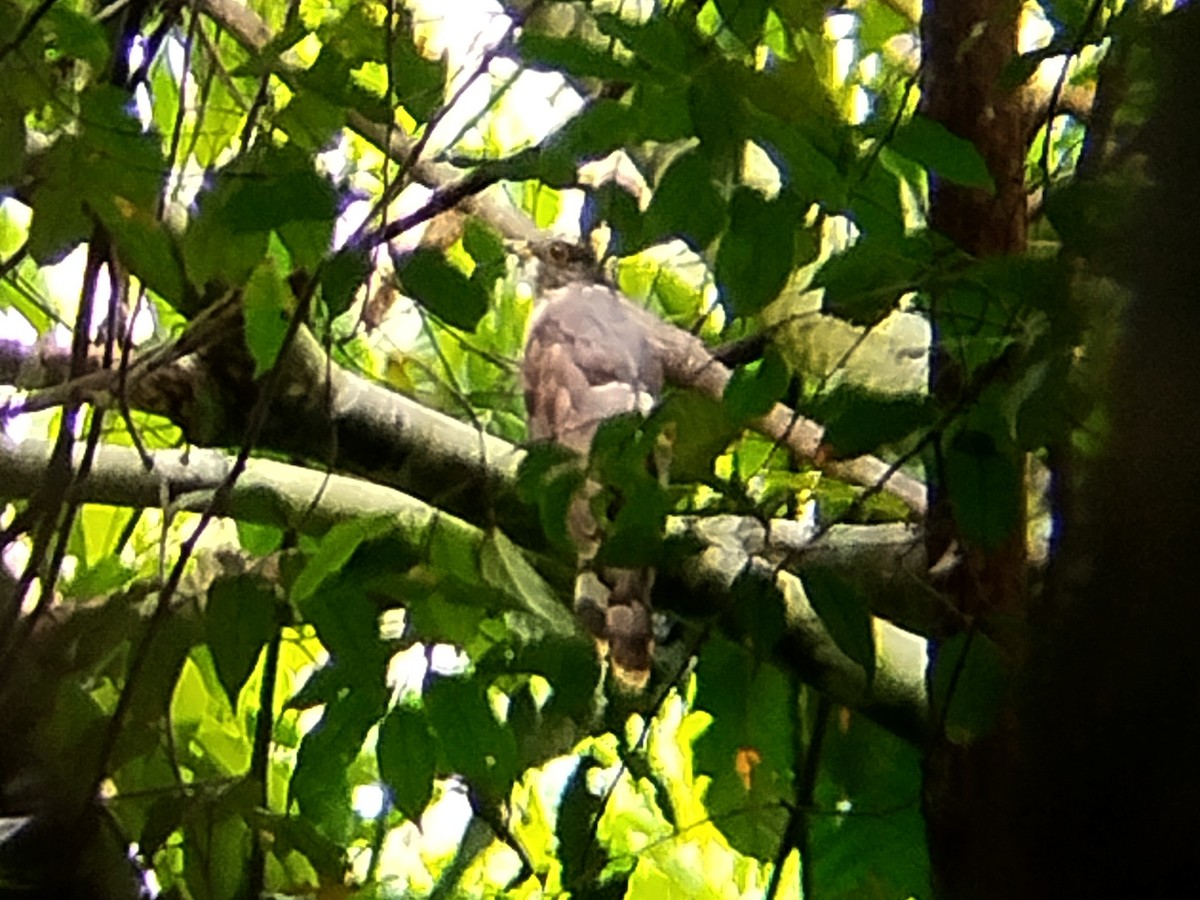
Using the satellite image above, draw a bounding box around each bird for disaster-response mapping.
[521,238,663,689]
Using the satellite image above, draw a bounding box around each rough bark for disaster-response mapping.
[919,1,1031,896]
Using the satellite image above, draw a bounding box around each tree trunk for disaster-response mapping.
[919,2,1031,896]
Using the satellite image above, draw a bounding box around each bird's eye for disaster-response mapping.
[549,242,568,262]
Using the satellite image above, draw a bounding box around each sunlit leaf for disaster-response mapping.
[242,259,291,379]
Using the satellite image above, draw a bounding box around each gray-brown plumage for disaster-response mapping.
[522,239,662,688]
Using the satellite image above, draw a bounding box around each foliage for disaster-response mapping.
[0,0,1174,897]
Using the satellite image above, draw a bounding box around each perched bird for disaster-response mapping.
[522,239,663,688]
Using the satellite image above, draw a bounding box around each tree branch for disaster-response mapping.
[0,436,929,743]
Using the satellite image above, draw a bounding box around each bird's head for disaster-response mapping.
[527,239,607,294]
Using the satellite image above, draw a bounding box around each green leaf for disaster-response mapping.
[321,246,373,317]
[183,173,270,292]
[206,574,278,710]
[693,637,795,860]
[801,567,876,683]
[292,515,396,604]
[848,155,905,239]
[516,442,585,556]
[395,247,488,331]
[751,110,847,208]
[654,392,741,483]
[595,481,671,569]
[556,758,607,889]
[386,17,447,123]
[724,350,791,421]
[276,89,346,152]
[46,6,111,68]
[291,686,387,842]
[641,149,727,252]
[552,100,643,166]
[815,233,935,325]
[931,632,1008,744]
[377,705,437,821]
[479,529,575,635]
[0,97,26,187]
[424,675,518,796]
[241,259,291,379]
[691,80,741,165]
[944,428,1024,551]
[219,168,337,233]
[519,33,641,82]
[714,0,769,46]
[181,806,252,900]
[589,182,645,255]
[96,203,188,308]
[595,12,695,75]
[716,188,798,315]
[807,386,931,457]
[891,115,996,192]
[27,140,90,264]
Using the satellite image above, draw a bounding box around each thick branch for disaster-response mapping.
[0,436,928,742]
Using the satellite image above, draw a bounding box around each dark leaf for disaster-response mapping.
[321,245,373,317]
[802,567,876,683]
[557,758,606,889]
[96,203,188,309]
[424,675,518,795]
[595,12,695,75]
[181,805,252,900]
[724,349,791,421]
[716,188,799,314]
[815,233,935,325]
[378,705,438,821]
[183,173,270,291]
[931,632,1008,744]
[291,515,395,604]
[654,392,741,483]
[291,687,387,842]
[693,637,795,859]
[219,168,337,233]
[27,140,90,264]
[641,149,728,251]
[519,33,641,81]
[396,247,489,331]
[944,428,1024,550]
[206,573,278,710]
[891,114,996,192]
[713,0,769,46]
[807,386,932,457]
[45,6,111,68]
[387,18,447,122]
